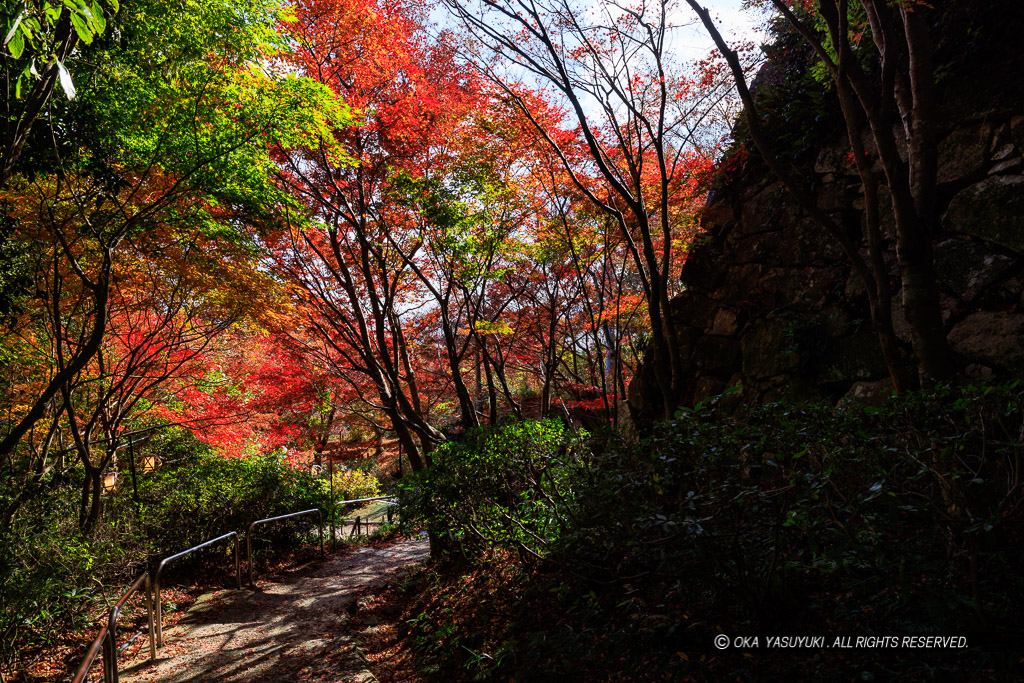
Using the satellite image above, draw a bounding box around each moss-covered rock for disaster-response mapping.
[813,330,889,384]
[741,320,799,379]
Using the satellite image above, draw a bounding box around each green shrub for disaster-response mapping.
[546,380,1024,678]
[1,429,329,670]
[398,382,1024,681]
[397,419,589,566]
[0,478,96,671]
[113,446,329,554]
[323,468,380,502]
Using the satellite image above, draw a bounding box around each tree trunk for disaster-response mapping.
[442,317,478,429]
[79,465,102,536]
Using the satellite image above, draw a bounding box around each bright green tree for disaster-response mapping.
[0,0,352,527]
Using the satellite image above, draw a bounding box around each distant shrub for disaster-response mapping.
[114,445,328,553]
[324,468,381,502]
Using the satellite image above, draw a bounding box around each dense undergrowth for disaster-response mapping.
[0,429,331,677]
[394,382,1024,681]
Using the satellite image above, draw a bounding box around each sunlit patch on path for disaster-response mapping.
[121,538,429,683]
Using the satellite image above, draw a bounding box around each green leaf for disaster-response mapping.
[4,10,24,45]
[90,1,106,34]
[6,29,24,58]
[68,9,93,43]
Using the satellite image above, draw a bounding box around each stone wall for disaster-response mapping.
[628,109,1024,419]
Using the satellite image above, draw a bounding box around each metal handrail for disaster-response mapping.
[71,624,111,683]
[332,496,396,550]
[247,509,324,587]
[154,532,241,646]
[334,495,396,507]
[107,573,155,683]
[71,503,330,677]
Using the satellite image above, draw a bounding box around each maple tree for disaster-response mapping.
[272,0,491,470]
[441,0,736,419]
[0,0,348,533]
[3,0,731,531]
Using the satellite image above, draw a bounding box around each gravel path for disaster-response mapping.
[120,537,429,683]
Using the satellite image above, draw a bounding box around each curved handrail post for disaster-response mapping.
[103,629,116,683]
[318,507,324,558]
[329,459,336,553]
[247,523,254,588]
[233,531,241,589]
[107,572,155,682]
[154,531,240,647]
[71,624,110,683]
[246,508,324,588]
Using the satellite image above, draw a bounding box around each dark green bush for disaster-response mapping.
[399,382,1024,680]
[543,381,1024,678]
[117,446,329,554]
[0,478,96,673]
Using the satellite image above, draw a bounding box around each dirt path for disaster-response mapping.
[121,536,429,683]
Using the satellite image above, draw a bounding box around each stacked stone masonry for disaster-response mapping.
[628,110,1024,419]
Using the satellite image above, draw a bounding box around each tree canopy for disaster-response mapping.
[2,1,1012,677]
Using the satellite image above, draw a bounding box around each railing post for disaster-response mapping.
[154,571,163,648]
[109,607,119,683]
[329,459,336,553]
[104,573,155,681]
[247,520,256,588]
[155,532,239,647]
[145,574,156,660]
[103,629,115,683]
[247,509,326,587]
[234,534,241,589]
[71,626,110,683]
[318,508,324,558]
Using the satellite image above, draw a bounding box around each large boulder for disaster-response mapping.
[942,175,1024,253]
[936,121,991,184]
[693,336,741,375]
[813,330,889,384]
[741,319,799,379]
[933,239,1017,302]
[948,312,1024,373]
